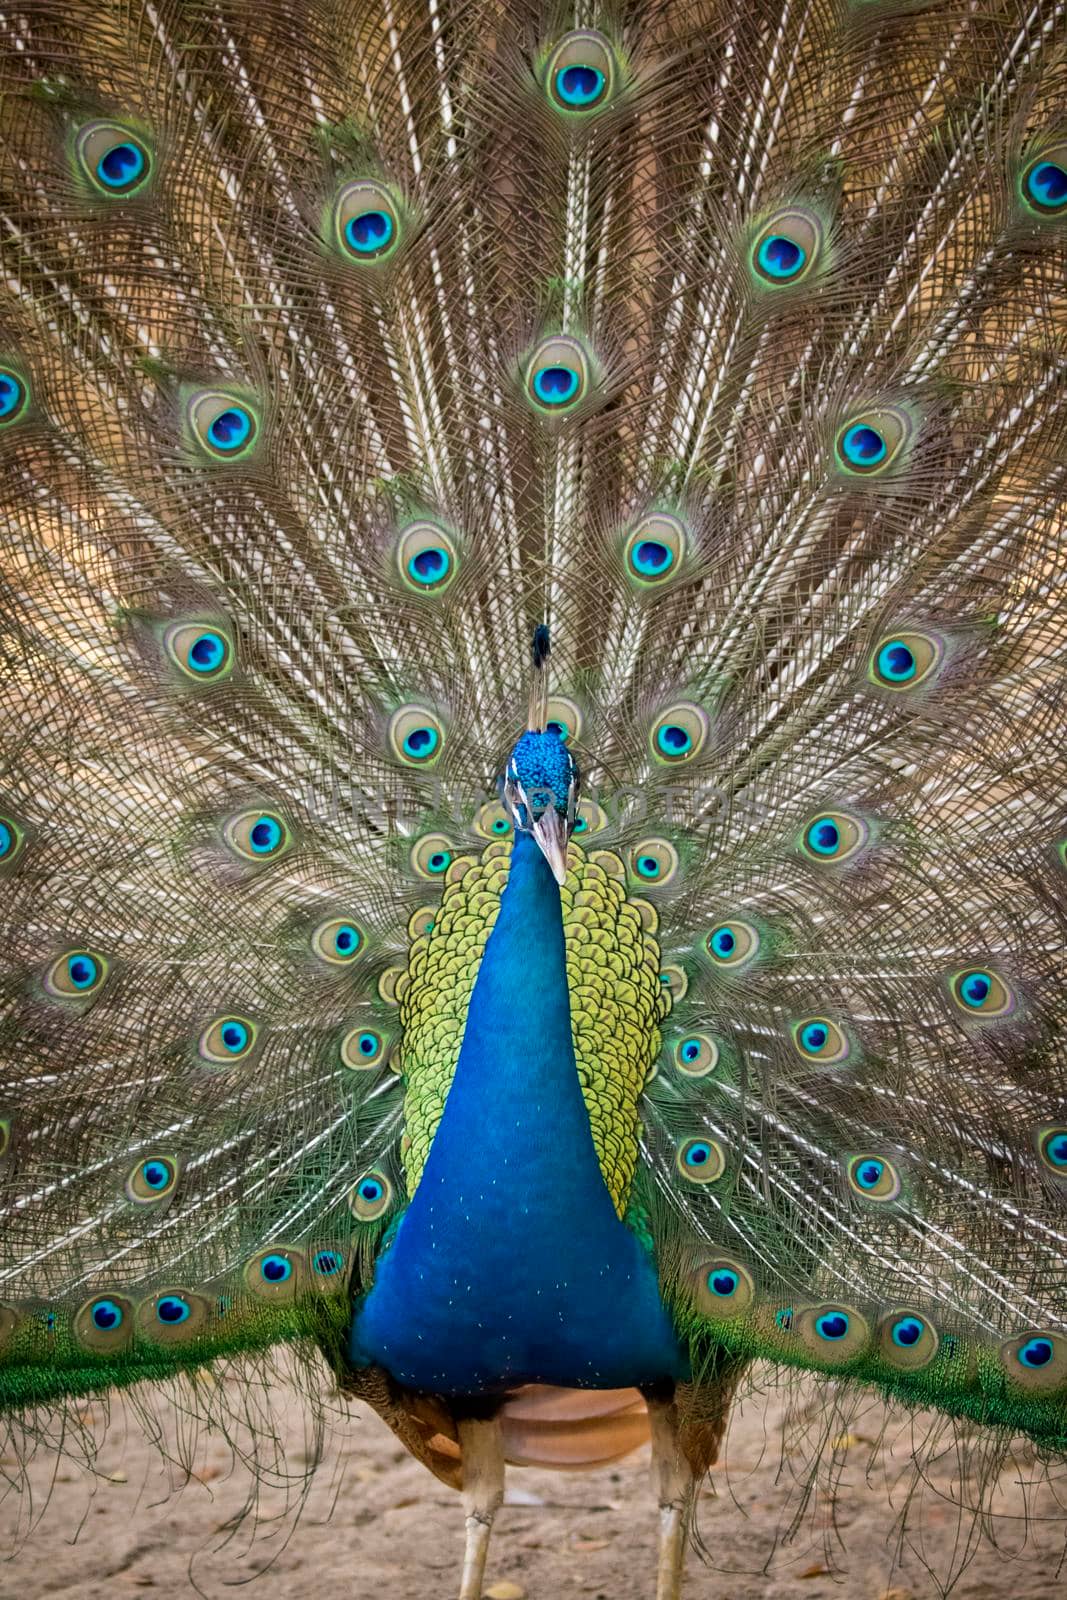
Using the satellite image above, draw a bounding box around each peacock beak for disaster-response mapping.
[531,805,570,886]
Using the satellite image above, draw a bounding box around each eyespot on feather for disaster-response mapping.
[244,1247,307,1302]
[628,838,679,888]
[673,1034,719,1077]
[186,390,260,462]
[162,621,234,684]
[690,1258,755,1319]
[798,810,869,864]
[544,696,583,744]
[544,30,617,113]
[388,706,444,767]
[868,630,944,690]
[125,1155,179,1204]
[198,1014,259,1065]
[834,405,913,475]
[340,1026,390,1070]
[0,812,29,873]
[43,948,110,1003]
[878,1309,939,1370]
[525,336,590,412]
[750,207,824,287]
[706,920,759,969]
[411,834,455,879]
[796,1304,870,1363]
[310,917,364,965]
[649,703,709,765]
[676,1136,726,1183]
[476,802,513,840]
[1001,1330,1067,1390]
[395,520,457,594]
[75,122,152,197]
[137,1289,212,1343]
[0,365,30,427]
[222,808,294,863]
[74,1293,135,1353]
[571,798,605,837]
[1036,1124,1067,1176]
[948,967,1015,1019]
[334,179,400,260]
[846,1152,902,1202]
[1019,144,1067,216]
[791,1016,850,1064]
[350,1170,392,1220]
[623,513,688,586]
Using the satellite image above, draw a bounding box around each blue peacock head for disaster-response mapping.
[501,627,579,884]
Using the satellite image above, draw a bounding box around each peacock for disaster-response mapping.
[0,0,1065,1594]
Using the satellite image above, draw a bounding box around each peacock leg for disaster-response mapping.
[646,1392,697,1600]
[456,1414,506,1600]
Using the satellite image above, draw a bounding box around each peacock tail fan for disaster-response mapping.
[0,0,1065,1580]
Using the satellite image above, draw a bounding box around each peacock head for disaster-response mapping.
[502,728,579,886]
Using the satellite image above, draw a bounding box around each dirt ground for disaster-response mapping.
[1,1355,1065,1599]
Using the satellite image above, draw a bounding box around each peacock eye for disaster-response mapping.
[187,391,260,461]
[673,1033,719,1077]
[545,31,615,112]
[799,809,868,864]
[335,180,400,260]
[628,838,679,887]
[350,1171,392,1220]
[222,808,292,861]
[125,1155,179,1203]
[0,812,27,869]
[199,1014,257,1064]
[676,1136,726,1183]
[691,1257,755,1319]
[76,122,152,196]
[476,802,512,840]
[1037,1125,1067,1175]
[1021,146,1067,214]
[623,513,687,586]
[791,1016,850,1064]
[388,706,444,766]
[311,917,364,965]
[835,406,911,475]
[396,521,457,593]
[706,919,759,968]
[869,629,943,690]
[261,1252,293,1284]
[44,948,109,1000]
[411,833,455,878]
[0,367,29,425]
[949,966,1014,1018]
[312,1248,344,1277]
[649,702,709,765]
[878,1309,939,1369]
[526,337,590,411]
[846,1152,901,1201]
[1000,1329,1067,1389]
[340,1026,388,1070]
[751,207,822,285]
[163,622,234,682]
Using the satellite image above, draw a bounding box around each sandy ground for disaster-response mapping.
[1,1355,1065,1599]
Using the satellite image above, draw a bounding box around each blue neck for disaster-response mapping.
[350,831,686,1395]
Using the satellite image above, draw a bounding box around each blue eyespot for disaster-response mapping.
[144,1161,170,1191]
[756,234,805,279]
[91,1298,123,1331]
[98,141,146,189]
[313,1249,344,1276]
[555,64,606,106]
[816,1311,849,1341]
[686,1142,711,1168]
[656,724,691,757]
[345,209,394,254]
[207,406,253,452]
[408,546,450,586]
[855,1159,884,1190]
[806,818,839,855]
[1026,161,1067,212]
[157,1296,191,1325]
[876,640,916,682]
[1040,1129,1067,1170]
[841,423,887,468]
[533,364,580,405]
[427,850,451,874]
[707,1268,739,1298]
[681,1039,701,1063]
[492,818,511,834]
[187,631,227,674]
[359,1178,383,1203]
[221,1020,249,1053]
[676,1136,724,1182]
[333,924,360,956]
[571,817,588,833]
[959,971,990,1008]
[1019,1337,1054,1368]
[403,726,439,760]
[261,1253,293,1284]
[69,954,98,989]
[358,1032,379,1056]
[636,855,659,879]
[250,815,282,853]
[710,927,733,957]
[633,540,671,576]
[891,1316,924,1348]
[0,368,27,422]
[801,1022,828,1053]
[776,1307,794,1331]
